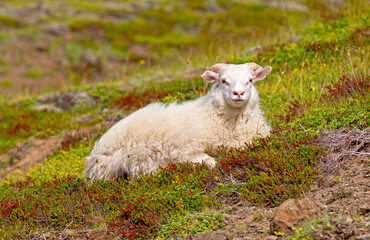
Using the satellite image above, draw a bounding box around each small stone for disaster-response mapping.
[270,197,325,234]
[71,114,93,124]
[32,104,63,113]
[73,91,100,110]
[105,113,126,122]
[37,91,100,111]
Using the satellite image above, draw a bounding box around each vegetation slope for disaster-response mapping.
[0,0,368,239]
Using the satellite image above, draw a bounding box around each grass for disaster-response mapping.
[0,1,369,239]
[0,15,22,28]
[2,0,368,98]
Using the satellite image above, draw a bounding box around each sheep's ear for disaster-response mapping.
[246,62,261,71]
[209,63,226,73]
[254,66,272,82]
[201,70,219,83]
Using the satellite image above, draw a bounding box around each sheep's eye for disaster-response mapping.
[249,79,253,83]
[221,79,229,85]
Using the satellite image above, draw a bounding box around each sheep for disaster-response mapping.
[85,62,272,180]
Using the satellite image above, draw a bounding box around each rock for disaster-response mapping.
[32,104,63,112]
[71,113,93,124]
[270,197,325,234]
[36,91,100,111]
[37,91,75,110]
[95,108,114,116]
[105,113,125,122]
[95,108,126,122]
[73,91,100,110]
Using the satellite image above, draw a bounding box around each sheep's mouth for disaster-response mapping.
[227,98,247,107]
[231,98,246,103]
[227,97,247,107]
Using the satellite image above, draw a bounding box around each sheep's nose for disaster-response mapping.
[233,91,244,97]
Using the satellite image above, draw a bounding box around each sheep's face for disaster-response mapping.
[201,63,272,108]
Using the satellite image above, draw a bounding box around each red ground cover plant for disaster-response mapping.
[215,127,323,206]
[326,74,370,98]
[112,90,171,110]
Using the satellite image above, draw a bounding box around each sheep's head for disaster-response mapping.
[201,63,272,108]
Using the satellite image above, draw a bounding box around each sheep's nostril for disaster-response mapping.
[233,91,244,96]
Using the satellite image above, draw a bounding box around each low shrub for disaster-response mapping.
[215,128,323,206]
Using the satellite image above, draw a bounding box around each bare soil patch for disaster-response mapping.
[0,135,60,178]
[0,121,115,179]
[33,229,120,240]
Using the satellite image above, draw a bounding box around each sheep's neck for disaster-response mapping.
[219,106,251,127]
[205,87,256,126]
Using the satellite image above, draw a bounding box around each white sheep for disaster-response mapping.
[85,62,272,180]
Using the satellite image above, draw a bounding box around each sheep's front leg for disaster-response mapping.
[191,153,217,168]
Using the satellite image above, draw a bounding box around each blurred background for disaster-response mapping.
[0,0,364,98]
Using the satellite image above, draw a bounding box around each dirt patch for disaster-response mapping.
[32,229,120,240]
[0,121,115,179]
[0,135,60,178]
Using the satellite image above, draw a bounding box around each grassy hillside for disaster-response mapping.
[0,0,363,98]
[0,0,369,239]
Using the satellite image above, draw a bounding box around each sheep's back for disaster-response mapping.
[95,98,214,153]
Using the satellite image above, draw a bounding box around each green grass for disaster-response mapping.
[5,0,366,99]
[0,15,22,28]
[25,70,42,79]
[155,211,225,239]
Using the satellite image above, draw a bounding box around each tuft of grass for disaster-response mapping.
[155,211,225,239]
[25,70,42,79]
[1,79,13,88]
[0,15,22,28]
